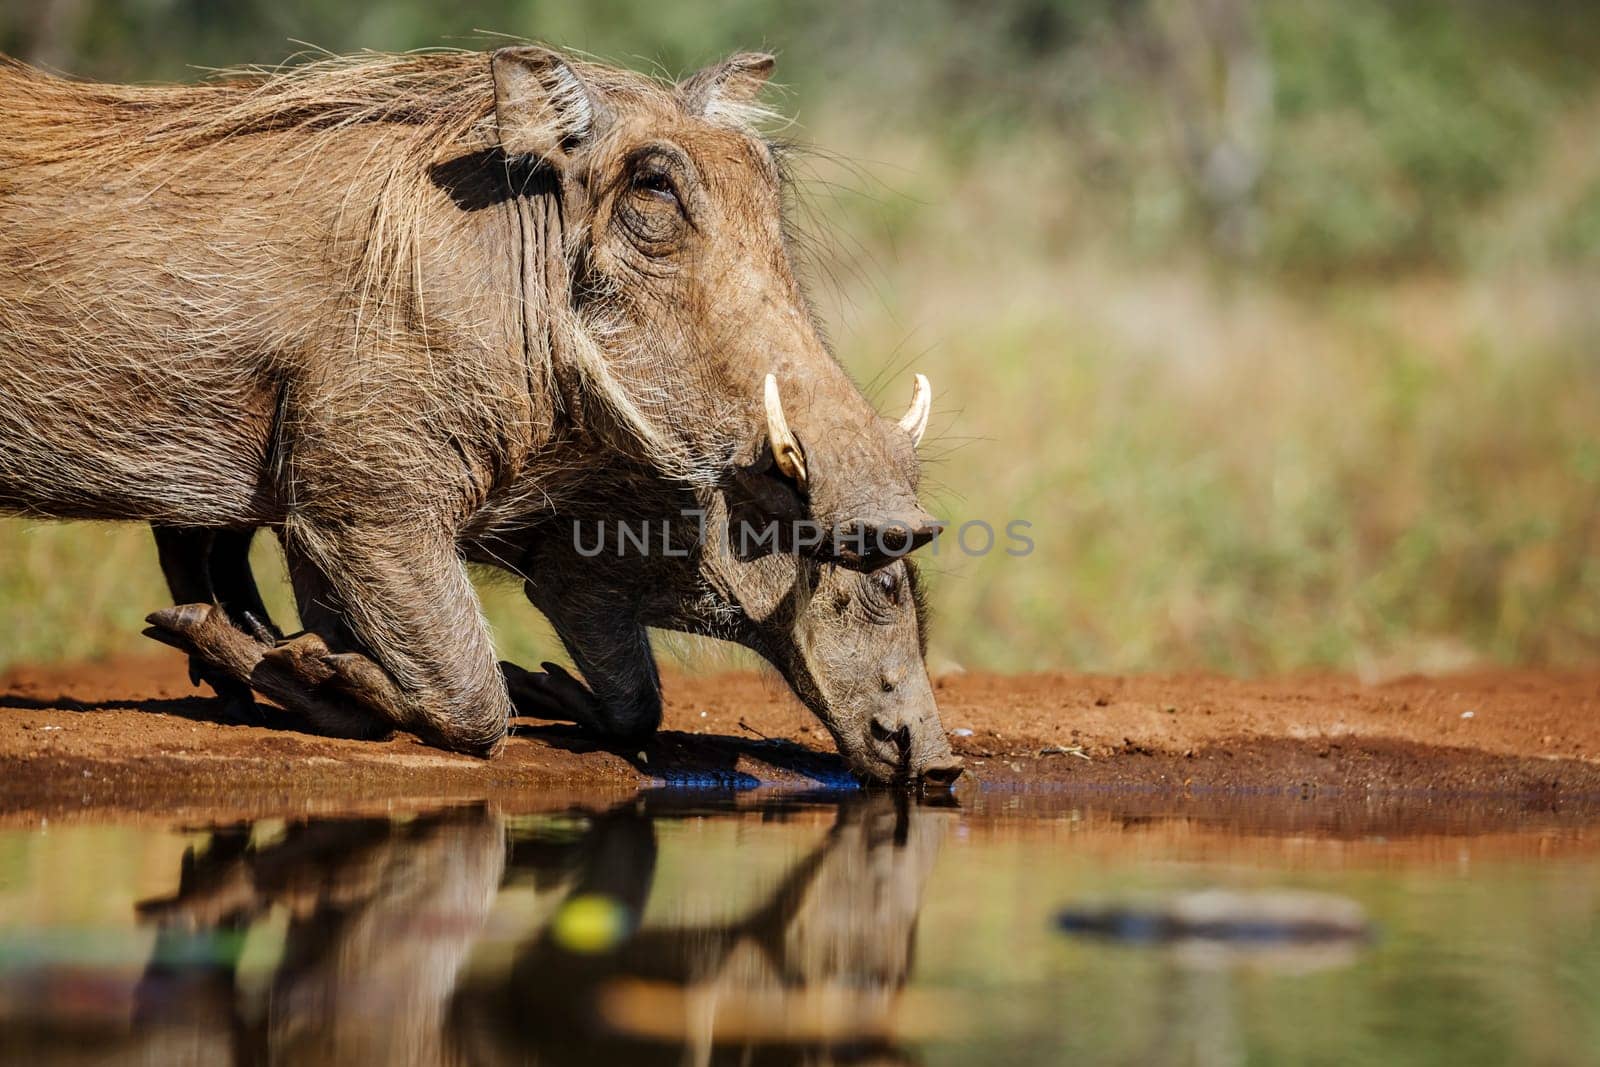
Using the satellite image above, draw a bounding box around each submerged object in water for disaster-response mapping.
[1057,889,1371,971]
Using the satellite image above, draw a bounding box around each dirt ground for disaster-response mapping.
[2,654,1599,821]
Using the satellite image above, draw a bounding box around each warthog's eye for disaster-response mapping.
[618,151,690,253]
[856,569,900,626]
[632,167,679,206]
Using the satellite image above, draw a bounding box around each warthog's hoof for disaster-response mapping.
[503,660,602,729]
[142,602,218,653]
[145,604,265,724]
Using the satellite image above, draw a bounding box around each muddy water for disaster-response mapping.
[2,791,1600,1065]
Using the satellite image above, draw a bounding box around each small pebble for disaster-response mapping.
[951,727,974,738]
[1460,710,1475,720]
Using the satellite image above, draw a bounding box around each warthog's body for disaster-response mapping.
[0,47,938,756]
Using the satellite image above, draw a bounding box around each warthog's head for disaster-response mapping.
[515,482,962,788]
[489,46,937,570]
[734,554,964,788]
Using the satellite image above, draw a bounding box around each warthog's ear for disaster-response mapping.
[491,46,603,163]
[679,52,776,124]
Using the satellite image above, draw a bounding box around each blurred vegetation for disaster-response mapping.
[2,0,1599,677]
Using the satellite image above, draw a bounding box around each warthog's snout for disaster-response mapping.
[856,699,963,788]
[773,557,957,790]
[920,758,966,786]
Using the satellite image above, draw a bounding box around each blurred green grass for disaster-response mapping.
[3,0,1599,677]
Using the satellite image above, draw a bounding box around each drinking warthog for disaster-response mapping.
[150,428,962,785]
[0,45,939,755]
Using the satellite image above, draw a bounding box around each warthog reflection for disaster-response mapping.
[134,808,507,1065]
[127,795,949,1066]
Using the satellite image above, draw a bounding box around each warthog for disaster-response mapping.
[151,427,962,785]
[0,45,940,756]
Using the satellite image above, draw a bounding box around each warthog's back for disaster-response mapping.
[0,56,525,525]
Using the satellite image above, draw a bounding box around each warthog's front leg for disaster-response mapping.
[149,524,392,734]
[513,579,663,745]
[279,516,511,756]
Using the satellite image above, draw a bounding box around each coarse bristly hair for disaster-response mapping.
[0,47,782,493]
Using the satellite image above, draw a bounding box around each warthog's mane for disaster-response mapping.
[0,48,774,491]
[2,50,490,151]
[0,47,684,174]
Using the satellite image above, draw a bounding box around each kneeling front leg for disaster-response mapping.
[512,579,662,745]
[279,516,512,756]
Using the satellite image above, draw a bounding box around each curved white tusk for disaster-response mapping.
[898,373,931,446]
[764,373,808,489]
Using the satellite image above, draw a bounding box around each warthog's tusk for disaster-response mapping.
[764,373,808,489]
[898,373,931,446]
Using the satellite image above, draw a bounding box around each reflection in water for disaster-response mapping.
[1057,890,1371,971]
[7,794,1598,1065]
[463,795,947,1066]
[51,794,947,1066]
[1056,891,1371,1067]
[134,809,506,1065]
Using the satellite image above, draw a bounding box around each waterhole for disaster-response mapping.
[1,788,1596,1064]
